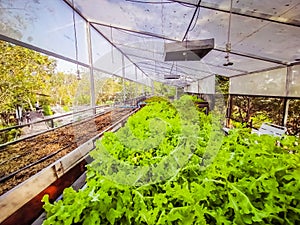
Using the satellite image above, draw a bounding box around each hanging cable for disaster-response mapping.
[182,0,201,42]
[71,0,81,79]
[188,4,201,32]
[224,0,234,66]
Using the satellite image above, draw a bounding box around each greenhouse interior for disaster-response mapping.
[0,0,300,224]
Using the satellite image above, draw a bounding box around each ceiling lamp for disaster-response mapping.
[164,39,214,61]
[164,74,181,79]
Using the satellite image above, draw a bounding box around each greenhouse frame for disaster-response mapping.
[0,0,300,224]
[1,0,299,95]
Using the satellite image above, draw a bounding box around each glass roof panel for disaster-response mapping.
[232,0,300,18]
[203,50,281,76]
[1,0,298,90]
[284,4,300,21]
[189,7,300,64]
[188,8,271,49]
[74,0,196,40]
[77,0,299,85]
[232,22,300,63]
[201,0,300,23]
[0,0,88,63]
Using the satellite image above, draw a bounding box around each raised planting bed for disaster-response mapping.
[0,108,137,225]
[39,96,300,225]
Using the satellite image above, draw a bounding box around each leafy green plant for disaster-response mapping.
[42,95,300,225]
[42,105,53,116]
[0,128,21,144]
[62,105,70,112]
[250,113,272,129]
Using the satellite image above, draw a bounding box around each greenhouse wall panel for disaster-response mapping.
[288,64,300,97]
[184,81,199,93]
[229,67,287,96]
[185,75,215,94]
[199,75,215,94]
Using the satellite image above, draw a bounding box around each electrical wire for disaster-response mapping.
[182,0,201,41]
[189,5,201,32]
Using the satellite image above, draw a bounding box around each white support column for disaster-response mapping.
[122,54,126,103]
[282,66,292,126]
[86,22,96,114]
[282,98,289,127]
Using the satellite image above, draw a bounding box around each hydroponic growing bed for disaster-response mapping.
[42,96,300,225]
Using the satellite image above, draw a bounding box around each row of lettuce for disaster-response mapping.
[42,95,300,225]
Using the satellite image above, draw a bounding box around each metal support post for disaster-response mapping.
[122,55,126,103]
[282,98,289,127]
[86,22,96,114]
[282,66,292,126]
[226,94,233,127]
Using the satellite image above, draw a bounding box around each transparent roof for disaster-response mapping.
[71,0,300,86]
[0,0,299,88]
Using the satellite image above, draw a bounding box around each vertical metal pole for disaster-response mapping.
[86,22,96,114]
[226,94,233,127]
[282,66,291,126]
[282,98,289,127]
[122,54,126,103]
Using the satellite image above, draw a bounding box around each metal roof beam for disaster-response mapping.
[214,48,288,65]
[200,2,300,27]
[90,20,179,41]
[0,34,89,68]
[168,1,300,27]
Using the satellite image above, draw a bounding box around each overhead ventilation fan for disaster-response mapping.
[164,39,214,61]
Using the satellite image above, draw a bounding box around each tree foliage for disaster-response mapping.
[154,81,175,98]
[231,96,300,135]
[0,40,56,125]
[49,72,80,106]
[287,99,300,135]
[96,77,122,105]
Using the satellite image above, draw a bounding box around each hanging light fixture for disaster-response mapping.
[164,39,214,61]
[224,0,234,66]
[164,62,180,79]
[164,1,214,62]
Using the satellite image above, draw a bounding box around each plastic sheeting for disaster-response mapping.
[288,64,300,97]
[184,75,215,94]
[0,0,88,63]
[0,0,299,93]
[230,64,300,97]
